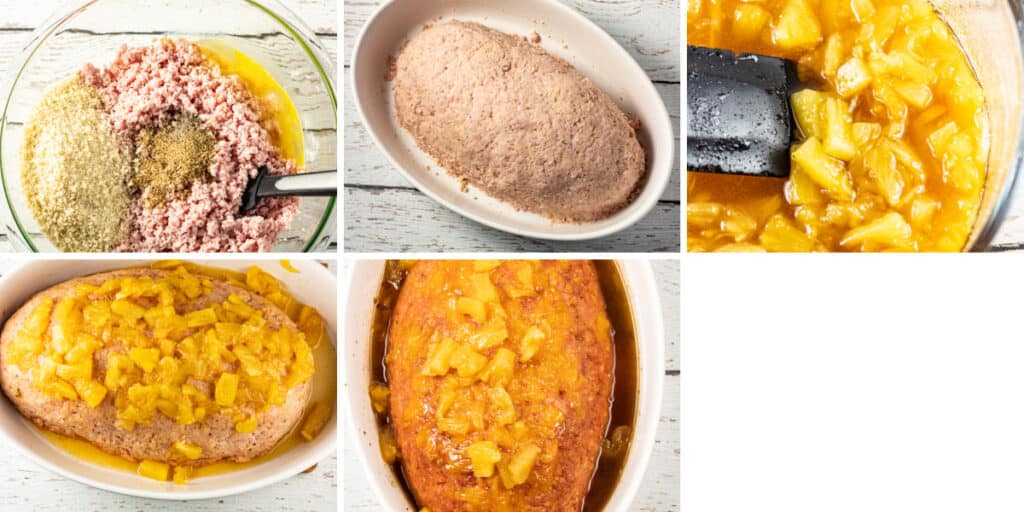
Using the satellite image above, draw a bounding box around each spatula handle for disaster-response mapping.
[687,45,797,178]
[257,171,337,198]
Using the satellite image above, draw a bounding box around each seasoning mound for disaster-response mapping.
[21,78,132,252]
[19,38,301,252]
[133,113,216,207]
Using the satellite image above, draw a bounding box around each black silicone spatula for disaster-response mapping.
[687,45,800,178]
[240,167,337,213]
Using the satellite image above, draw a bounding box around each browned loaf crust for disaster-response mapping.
[386,260,614,512]
[393,21,647,223]
[0,268,311,466]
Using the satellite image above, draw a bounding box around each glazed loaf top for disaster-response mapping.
[386,260,614,512]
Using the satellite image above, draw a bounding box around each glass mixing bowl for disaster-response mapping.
[941,0,1024,250]
[0,0,336,252]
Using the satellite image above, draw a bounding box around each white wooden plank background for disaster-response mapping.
[0,0,338,253]
[341,259,682,512]
[343,0,682,253]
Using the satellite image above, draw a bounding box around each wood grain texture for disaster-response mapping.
[342,259,681,511]
[343,0,682,253]
[345,186,681,252]
[0,0,338,253]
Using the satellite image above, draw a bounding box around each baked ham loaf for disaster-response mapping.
[386,260,614,511]
[0,268,312,466]
[393,21,646,222]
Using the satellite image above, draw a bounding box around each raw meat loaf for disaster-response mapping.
[393,21,647,222]
[387,260,614,511]
[0,268,310,465]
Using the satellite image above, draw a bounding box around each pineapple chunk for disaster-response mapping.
[215,372,239,406]
[479,348,516,387]
[56,361,92,380]
[510,264,535,297]
[822,33,846,78]
[760,215,815,252]
[791,89,827,139]
[449,343,488,377]
[851,0,876,23]
[861,5,901,49]
[467,441,502,478]
[455,297,487,324]
[840,212,913,248]
[506,444,542,487]
[51,378,78,400]
[24,298,54,337]
[300,402,332,441]
[863,145,904,206]
[947,161,982,194]
[184,308,217,327]
[722,210,759,241]
[927,121,959,157]
[423,337,459,376]
[76,379,107,408]
[946,132,975,161]
[519,326,545,362]
[887,139,926,179]
[235,415,258,434]
[823,96,856,161]
[910,196,940,230]
[172,440,203,460]
[138,460,170,481]
[474,260,502,272]
[469,273,498,303]
[772,0,822,50]
[467,317,509,350]
[128,347,159,373]
[437,417,470,435]
[785,166,825,206]
[490,387,517,425]
[369,383,391,414]
[791,137,854,201]
[892,80,933,109]
[852,122,882,146]
[379,427,399,464]
[172,466,190,485]
[111,299,145,322]
[872,84,907,123]
[279,259,299,273]
[891,51,938,85]
[835,57,872,98]
[436,386,456,417]
[687,202,723,228]
[732,4,770,42]
[713,243,768,253]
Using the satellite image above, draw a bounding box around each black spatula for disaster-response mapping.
[240,167,337,213]
[687,45,801,178]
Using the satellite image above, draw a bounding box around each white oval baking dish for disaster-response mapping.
[342,259,665,511]
[351,0,675,240]
[0,260,337,500]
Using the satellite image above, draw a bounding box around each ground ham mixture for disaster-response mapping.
[80,39,299,252]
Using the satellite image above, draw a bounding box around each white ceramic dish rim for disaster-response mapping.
[342,260,665,511]
[0,259,338,500]
[350,0,675,241]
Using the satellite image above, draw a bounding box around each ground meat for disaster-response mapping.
[80,39,299,252]
[393,21,646,223]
